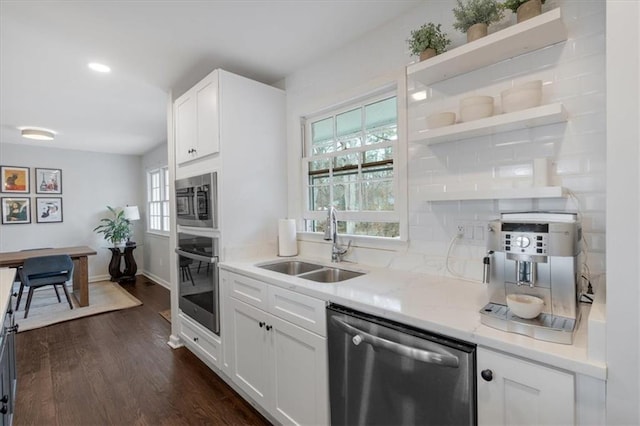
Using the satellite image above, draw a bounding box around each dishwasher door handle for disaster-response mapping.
[332,317,460,368]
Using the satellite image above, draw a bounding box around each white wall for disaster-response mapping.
[0,143,144,280]
[605,1,640,423]
[141,143,171,288]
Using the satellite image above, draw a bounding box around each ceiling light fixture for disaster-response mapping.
[20,128,56,141]
[88,62,111,73]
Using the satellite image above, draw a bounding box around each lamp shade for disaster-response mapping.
[123,206,140,221]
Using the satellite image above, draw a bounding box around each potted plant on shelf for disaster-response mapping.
[502,0,545,23]
[93,206,131,246]
[453,0,504,43]
[407,22,451,61]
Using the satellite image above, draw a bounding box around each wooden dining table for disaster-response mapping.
[0,246,97,307]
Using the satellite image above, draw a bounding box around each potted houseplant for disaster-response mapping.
[93,206,132,246]
[453,0,504,43]
[407,22,451,61]
[502,0,545,23]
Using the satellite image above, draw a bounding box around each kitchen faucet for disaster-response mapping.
[323,206,351,262]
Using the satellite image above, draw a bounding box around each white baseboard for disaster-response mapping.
[141,271,170,289]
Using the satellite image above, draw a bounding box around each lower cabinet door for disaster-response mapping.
[228,298,271,407]
[477,347,575,426]
[270,315,328,426]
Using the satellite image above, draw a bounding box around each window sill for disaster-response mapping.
[297,231,407,251]
[146,231,170,238]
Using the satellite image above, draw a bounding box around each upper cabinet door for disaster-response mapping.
[174,70,220,166]
[174,91,196,165]
[194,74,220,158]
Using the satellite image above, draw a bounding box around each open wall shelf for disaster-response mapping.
[412,103,568,145]
[407,9,567,85]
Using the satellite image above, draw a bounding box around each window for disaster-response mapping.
[303,92,400,238]
[147,167,170,233]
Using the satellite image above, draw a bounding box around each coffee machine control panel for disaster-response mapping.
[502,222,549,255]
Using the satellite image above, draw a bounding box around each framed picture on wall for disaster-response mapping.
[36,197,63,223]
[1,166,30,193]
[1,197,31,224]
[35,168,62,194]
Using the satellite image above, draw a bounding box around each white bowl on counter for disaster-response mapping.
[507,294,544,319]
[501,80,542,113]
[426,112,456,129]
[459,95,494,122]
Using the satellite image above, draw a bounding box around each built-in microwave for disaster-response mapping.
[175,172,217,228]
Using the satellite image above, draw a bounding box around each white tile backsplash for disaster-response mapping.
[405,1,606,279]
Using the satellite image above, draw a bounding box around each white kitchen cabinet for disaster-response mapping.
[178,312,222,370]
[223,270,329,426]
[174,70,220,165]
[477,347,575,426]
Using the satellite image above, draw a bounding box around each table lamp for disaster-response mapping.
[123,205,140,246]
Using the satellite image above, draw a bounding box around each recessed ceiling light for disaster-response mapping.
[20,127,56,141]
[88,62,111,73]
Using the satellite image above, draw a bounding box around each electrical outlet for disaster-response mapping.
[457,224,465,237]
[464,224,474,240]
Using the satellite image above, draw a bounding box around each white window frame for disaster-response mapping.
[301,84,407,242]
[147,166,170,235]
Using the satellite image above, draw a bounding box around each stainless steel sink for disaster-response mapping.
[299,268,364,283]
[256,260,365,283]
[258,260,324,275]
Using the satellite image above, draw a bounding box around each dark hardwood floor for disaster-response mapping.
[14,276,271,426]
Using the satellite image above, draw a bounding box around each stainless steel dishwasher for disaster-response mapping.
[327,304,476,425]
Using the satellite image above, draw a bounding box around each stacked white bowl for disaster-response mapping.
[426,112,456,129]
[501,80,542,113]
[459,95,494,122]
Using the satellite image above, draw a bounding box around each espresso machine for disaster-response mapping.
[480,212,582,344]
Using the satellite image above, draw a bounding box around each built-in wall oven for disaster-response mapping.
[175,172,217,228]
[176,233,220,334]
[327,304,476,425]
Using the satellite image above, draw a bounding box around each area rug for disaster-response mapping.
[159,309,171,323]
[15,281,142,332]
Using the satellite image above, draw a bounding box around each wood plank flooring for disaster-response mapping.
[14,276,271,426]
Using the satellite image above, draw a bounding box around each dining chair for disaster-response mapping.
[18,254,74,319]
[15,248,57,306]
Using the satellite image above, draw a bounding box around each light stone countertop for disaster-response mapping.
[220,256,607,381]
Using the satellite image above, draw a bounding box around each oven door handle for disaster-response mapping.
[175,248,218,264]
[332,317,459,368]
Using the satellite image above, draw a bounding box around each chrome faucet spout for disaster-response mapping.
[324,206,350,262]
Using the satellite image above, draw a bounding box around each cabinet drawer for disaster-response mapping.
[179,313,222,368]
[268,286,326,336]
[228,273,268,310]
